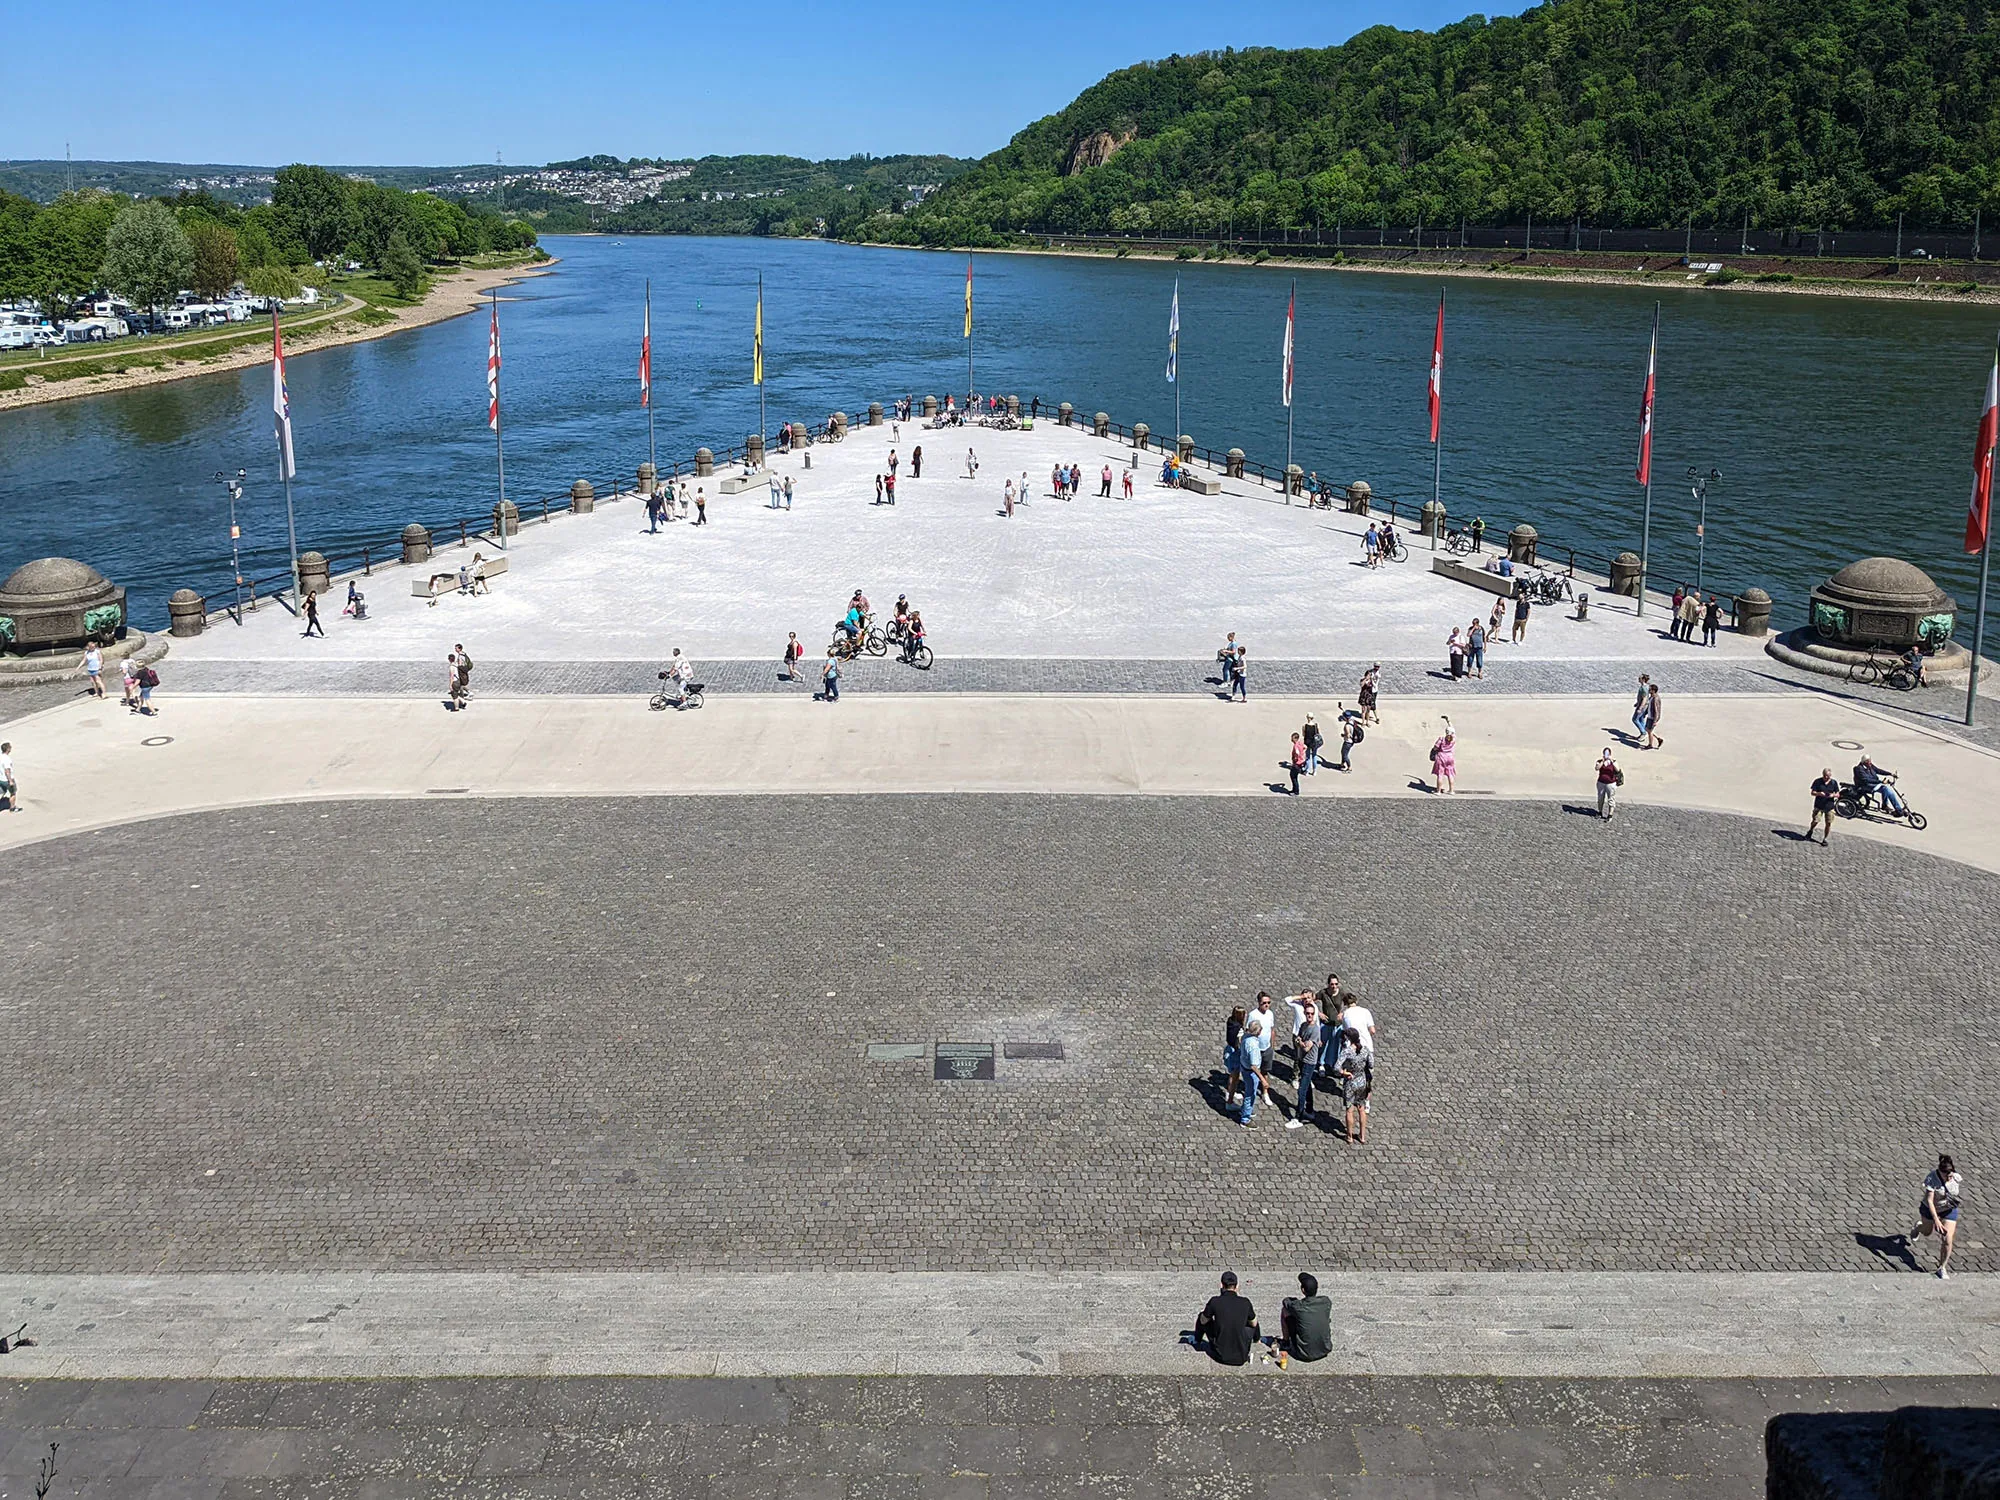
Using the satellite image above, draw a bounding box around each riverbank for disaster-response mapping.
[897,238,2000,306]
[0,256,557,414]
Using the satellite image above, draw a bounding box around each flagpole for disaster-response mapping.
[757,272,766,456]
[492,289,507,551]
[274,308,301,614]
[1969,335,1999,726]
[967,258,974,407]
[1286,279,1295,485]
[1637,301,1659,616]
[1431,289,1443,551]
[645,278,655,473]
[1969,527,1992,725]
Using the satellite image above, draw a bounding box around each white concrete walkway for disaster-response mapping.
[162,421,1765,664]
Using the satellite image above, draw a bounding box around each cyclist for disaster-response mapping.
[902,610,927,663]
[665,648,693,708]
[892,594,911,642]
[1380,520,1399,560]
[836,601,862,650]
[1903,644,1929,687]
[1852,755,1906,815]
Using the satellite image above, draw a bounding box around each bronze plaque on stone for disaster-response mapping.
[934,1042,996,1081]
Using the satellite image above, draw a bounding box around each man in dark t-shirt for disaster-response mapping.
[1194,1271,1258,1365]
[1809,767,1841,846]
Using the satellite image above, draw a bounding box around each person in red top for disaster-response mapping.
[1287,732,1307,795]
[1596,748,1621,820]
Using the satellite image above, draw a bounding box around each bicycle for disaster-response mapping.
[1847,655,1917,689]
[1380,534,1409,562]
[1444,527,1474,556]
[1835,774,1926,830]
[649,676,706,711]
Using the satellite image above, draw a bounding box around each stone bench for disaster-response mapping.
[1431,557,1519,597]
[413,555,508,601]
[717,469,769,496]
[1180,473,1222,496]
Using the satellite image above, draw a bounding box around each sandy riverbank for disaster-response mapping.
[0,257,557,414]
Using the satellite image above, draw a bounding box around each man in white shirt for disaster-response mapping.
[668,648,694,708]
[0,741,15,810]
[1336,998,1377,1055]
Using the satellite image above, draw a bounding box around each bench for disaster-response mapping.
[717,469,769,495]
[1180,473,1221,496]
[1431,557,1519,598]
[413,555,508,602]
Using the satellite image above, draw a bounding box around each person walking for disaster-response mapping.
[1230,646,1248,702]
[1466,617,1486,679]
[784,632,804,682]
[782,476,794,510]
[446,651,466,711]
[1002,478,1015,518]
[874,473,885,505]
[965,446,978,479]
[136,661,160,715]
[911,445,922,478]
[1358,665,1380,724]
[1100,462,1113,497]
[647,491,662,531]
[1301,714,1322,774]
[81,643,104,698]
[1631,675,1651,742]
[1702,595,1721,647]
[1914,1154,1963,1278]
[1223,1003,1247,1110]
[1364,522,1381,567]
[1643,682,1664,749]
[121,655,140,712]
[1447,627,1465,680]
[1122,469,1134,498]
[694,488,707,525]
[1488,596,1506,646]
[1808,767,1841,845]
[301,591,324,638]
[1430,720,1456,794]
[0,741,17,812]
[821,647,841,702]
[1596,748,1622,820]
[1287,732,1306,795]
[1511,590,1531,643]
[1677,589,1701,643]
[1339,710,1359,773]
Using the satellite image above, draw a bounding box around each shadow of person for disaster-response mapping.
[1853,1231,1921,1271]
[1187,1073,1237,1121]
[1559,803,1600,817]
[1770,828,1816,843]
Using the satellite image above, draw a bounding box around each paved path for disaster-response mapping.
[0,1272,1990,1379]
[4,1371,1959,1500]
[3,797,1991,1275]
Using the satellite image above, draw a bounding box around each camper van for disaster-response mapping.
[162,308,194,332]
[63,316,128,343]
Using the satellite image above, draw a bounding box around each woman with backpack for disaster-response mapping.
[1340,710,1362,772]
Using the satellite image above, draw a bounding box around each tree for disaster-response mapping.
[22,191,119,319]
[245,264,302,303]
[187,220,240,299]
[272,164,356,260]
[379,229,425,299]
[101,201,195,316]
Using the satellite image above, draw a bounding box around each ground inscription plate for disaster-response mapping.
[934,1041,996,1081]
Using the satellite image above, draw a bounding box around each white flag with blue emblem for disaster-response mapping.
[1166,279,1180,384]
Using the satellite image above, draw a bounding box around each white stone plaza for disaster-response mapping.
[164,417,1767,665]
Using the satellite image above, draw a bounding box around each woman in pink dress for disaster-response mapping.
[1430,720,1457,794]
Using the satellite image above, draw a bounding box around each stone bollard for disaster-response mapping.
[401,523,433,565]
[788,422,809,449]
[167,587,207,637]
[1058,402,1074,427]
[1609,550,1644,597]
[1093,411,1109,438]
[1008,395,1021,418]
[1420,499,1447,539]
[1507,523,1539,565]
[868,402,883,427]
[1344,481,1372,514]
[1285,464,1305,499]
[695,447,714,477]
[1174,435,1193,466]
[1735,586,1773,637]
[1132,422,1151,453]
[1226,449,1245,479]
[492,499,519,537]
[296,550,331,595]
[747,433,766,469]
[636,461,657,497]
[830,411,848,441]
[569,480,596,515]
[922,395,938,418]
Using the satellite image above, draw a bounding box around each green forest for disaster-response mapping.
[857,0,2000,245]
[0,165,539,318]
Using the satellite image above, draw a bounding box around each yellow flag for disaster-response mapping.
[753,279,764,386]
[963,260,973,339]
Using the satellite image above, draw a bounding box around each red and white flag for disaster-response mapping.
[486,297,501,432]
[272,308,296,480]
[1281,283,1296,408]
[1969,339,1998,554]
[638,283,652,409]
[1427,293,1444,443]
[1637,306,1659,486]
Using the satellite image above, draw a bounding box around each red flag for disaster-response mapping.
[486,298,501,432]
[1427,293,1443,443]
[1637,306,1659,486]
[1969,343,1998,554]
[639,284,652,410]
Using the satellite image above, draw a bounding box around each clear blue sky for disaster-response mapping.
[5,0,1526,167]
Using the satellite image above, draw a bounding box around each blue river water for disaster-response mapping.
[0,234,1994,628]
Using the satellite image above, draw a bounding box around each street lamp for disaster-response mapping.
[214,468,247,623]
[1688,465,1721,596]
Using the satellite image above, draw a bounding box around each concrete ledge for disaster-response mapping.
[1181,473,1222,496]
[717,469,770,495]
[0,630,165,684]
[1767,627,1972,680]
[1431,557,1519,597]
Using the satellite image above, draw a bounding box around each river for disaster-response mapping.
[0,234,1992,630]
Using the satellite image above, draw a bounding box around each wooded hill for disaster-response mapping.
[855,0,2000,244]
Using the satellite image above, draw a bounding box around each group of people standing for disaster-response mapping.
[1220,976,1377,1141]
[645,479,707,530]
[1446,595,1530,680]
[1667,586,1722,646]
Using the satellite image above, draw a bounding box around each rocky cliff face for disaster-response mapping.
[1065,128,1135,176]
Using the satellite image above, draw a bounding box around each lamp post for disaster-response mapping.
[214,468,246,623]
[1688,465,1720,596]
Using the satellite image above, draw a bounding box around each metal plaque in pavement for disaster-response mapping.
[934,1041,996,1081]
[1004,1040,1065,1060]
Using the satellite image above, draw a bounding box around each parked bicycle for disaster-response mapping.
[1847,656,1919,691]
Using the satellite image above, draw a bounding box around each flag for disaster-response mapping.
[1428,293,1444,443]
[752,276,764,386]
[639,281,651,409]
[272,308,296,480]
[1636,305,1659,485]
[963,259,973,339]
[486,297,501,431]
[1166,280,1180,384]
[1969,339,1998,554]
[1281,283,1296,408]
